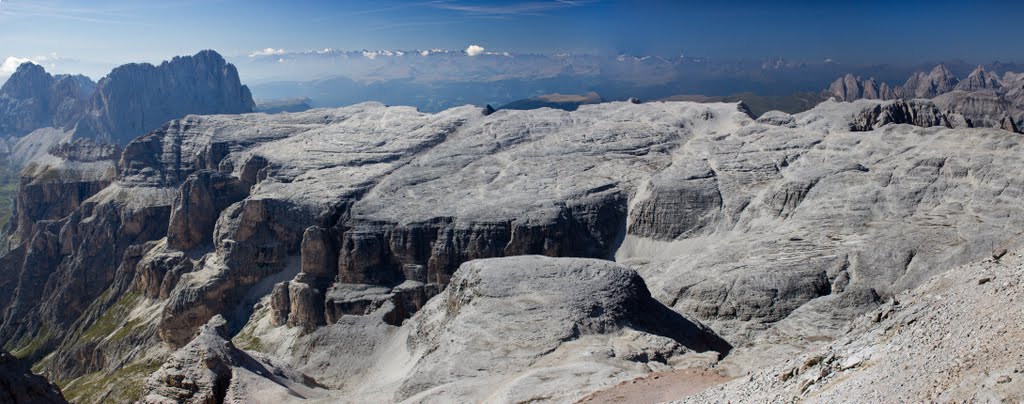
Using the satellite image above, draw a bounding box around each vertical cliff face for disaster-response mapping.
[0,63,95,138]
[78,50,255,145]
[1,50,254,147]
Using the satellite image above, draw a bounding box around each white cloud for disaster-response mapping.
[1,56,35,76]
[249,48,287,57]
[466,45,485,57]
[1,54,61,79]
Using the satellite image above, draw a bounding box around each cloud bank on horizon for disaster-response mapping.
[466,45,485,56]
[4,0,1024,81]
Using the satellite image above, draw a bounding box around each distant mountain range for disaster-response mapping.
[0,50,256,231]
[241,48,1024,114]
[0,50,254,145]
[826,64,1024,132]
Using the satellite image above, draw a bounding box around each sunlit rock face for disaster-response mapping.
[6,98,1024,401]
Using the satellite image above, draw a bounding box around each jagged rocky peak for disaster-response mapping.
[827,74,861,102]
[955,65,1003,91]
[0,62,53,98]
[903,64,960,98]
[0,62,96,138]
[1,50,254,149]
[827,74,895,101]
[141,315,325,403]
[827,64,1024,133]
[80,50,255,144]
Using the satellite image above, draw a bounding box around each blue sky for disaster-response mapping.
[2,0,1023,79]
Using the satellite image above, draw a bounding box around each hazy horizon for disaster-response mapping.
[4,0,1024,83]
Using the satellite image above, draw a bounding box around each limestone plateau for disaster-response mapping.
[3,97,1024,402]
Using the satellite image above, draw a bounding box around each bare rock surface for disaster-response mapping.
[0,63,93,138]
[0,51,253,148]
[680,246,1024,403]
[0,350,66,403]
[389,256,727,403]
[242,256,727,403]
[141,315,329,403]
[827,64,1024,132]
[4,99,1024,402]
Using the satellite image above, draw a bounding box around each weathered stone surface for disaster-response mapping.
[0,350,66,404]
[141,315,327,403]
[848,99,950,131]
[902,65,959,98]
[389,256,728,402]
[828,64,1024,132]
[299,226,336,278]
[6,99,1024,402]
[682,248,1024,403]
[10,139,118,242]
[167,170,249,250]
[0,62,93,138]
[955,65,1002,92]
[826,74,897,102]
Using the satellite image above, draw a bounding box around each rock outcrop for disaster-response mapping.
[0,350,66,404]
[682,246,1024,402]
[75,50,255,145]
[903,65,960,98]
[388,256,729,402]
[827,74,898,102]
[141,315,327,403]
[955,65,1002,92]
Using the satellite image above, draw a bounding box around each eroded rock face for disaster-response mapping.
[2,50,255,185]
[0,63,94,138]
[9,139,119,242]
[903,65,960,98]
[848,99,950,131]
[366,256,729,403]
[684,247,1024,403]
[167,171,249,250]
[77,50,255,145]
[6,100,1024,402]
[827,64,1024,132]
[955,65,1002,92]
[141,315,326,403]
[827,74,898,102]
[0,350,66,404]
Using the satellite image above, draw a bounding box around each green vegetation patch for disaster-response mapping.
[10,324,52,359]
[60,359,163,403]
[0,153,19,228]
[80,292,142,343]
[232,327,267,352]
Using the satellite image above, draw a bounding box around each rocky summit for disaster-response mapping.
[2,98,1024,402]
[826,64,1024,133]
[0,50,254,151]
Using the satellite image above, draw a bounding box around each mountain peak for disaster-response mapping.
[955,64,1002,91]
[1,62,53,98]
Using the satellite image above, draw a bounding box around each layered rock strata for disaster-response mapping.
[3,99,1024,401]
